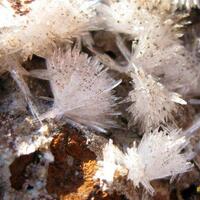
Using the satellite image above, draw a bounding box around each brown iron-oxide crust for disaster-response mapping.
[47,128,122,200]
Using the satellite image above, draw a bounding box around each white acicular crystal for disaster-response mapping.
[100,0,200,96]
[132,16,200,96]
[0,0,100,119]
[98,0,150,36]
[124,128,193,194]
[94,140,125,187]
[127,68,186,131]
[39,48,121,132]
[0,0,199,199]
[95,128,193,195]
[0,0,99,60]
[172,0,200,10]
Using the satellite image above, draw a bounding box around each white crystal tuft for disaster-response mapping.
[95,128,193,195]
[39,48,121,132]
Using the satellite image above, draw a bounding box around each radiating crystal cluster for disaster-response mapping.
[95,128,193,195]
[0,0,200,199]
